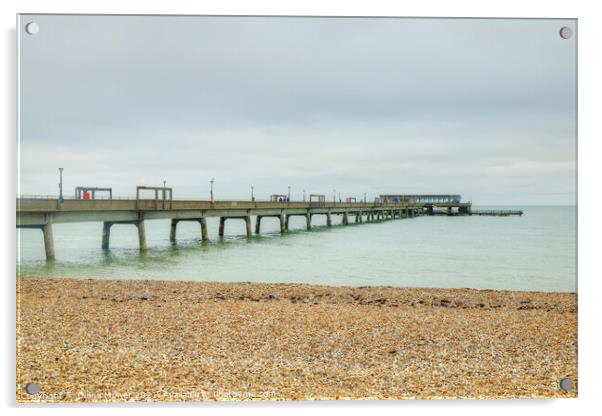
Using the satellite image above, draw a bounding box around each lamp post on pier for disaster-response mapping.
[210,178,214,203]
[287,185,291,202]
[58,168,64,203]
[251,185,255,202]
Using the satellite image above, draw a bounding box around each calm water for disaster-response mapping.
[17,206,576,292]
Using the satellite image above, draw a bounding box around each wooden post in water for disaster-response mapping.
[245,216,252,237]
[326,212,332,227]
[279,214,286,233]
[255,216,262,234]
[306,213,312,230]
[42,223,55,260]
[200,217,209,241]
[137,220,147,251]
[169,219,178,242]
[101,222,112,249]
[218,217,226,237]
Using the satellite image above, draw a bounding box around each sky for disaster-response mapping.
[18,15,577,205]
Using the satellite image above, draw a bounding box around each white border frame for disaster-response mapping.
[3,1,599,415]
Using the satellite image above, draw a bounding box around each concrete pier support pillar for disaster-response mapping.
[219,217,226,237]
[358,211,363,223]
[245,216,252,237]
[255,216,262,234]
[326,212,332,227]
[285,215,290,231]
[343,212,349,225]
[279,214,286,233]
[42,223,55,260]
[169,219,178,242]
[200,217,209,241]
[101,222,112,249]
[306,213,312,231]
[137,220,147,251]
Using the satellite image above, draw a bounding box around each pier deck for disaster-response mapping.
[16,197,475,260]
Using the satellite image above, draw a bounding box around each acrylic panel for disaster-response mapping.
[16,15,577,402]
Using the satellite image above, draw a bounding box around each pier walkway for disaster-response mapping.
[17,197,475,260]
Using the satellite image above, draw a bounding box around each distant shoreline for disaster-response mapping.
[17,277,577,402]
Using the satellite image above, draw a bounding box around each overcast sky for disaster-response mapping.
[18,15,576,205]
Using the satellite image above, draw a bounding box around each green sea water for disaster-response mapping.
[17,206,577,292]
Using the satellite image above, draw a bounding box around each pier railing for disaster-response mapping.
[16,196,475,213]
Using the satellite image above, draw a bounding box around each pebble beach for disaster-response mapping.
[16,278,577,402]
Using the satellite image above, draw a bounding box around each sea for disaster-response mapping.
[17,206,577,292]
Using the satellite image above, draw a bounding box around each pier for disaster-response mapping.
[17,194,468,260]
[16,191,519,261]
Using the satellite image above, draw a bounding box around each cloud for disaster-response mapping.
[18,15,576,204]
